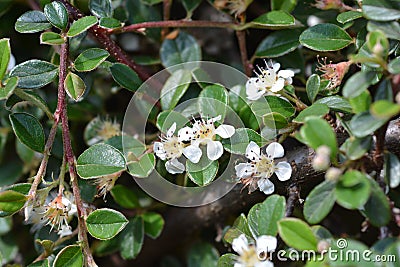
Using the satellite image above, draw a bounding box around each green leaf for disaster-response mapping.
[9,113,45,153]
[110,184,140,209]
[181,0,202,15]
[187,160,218,186]
[304,181,336,224]
[44,1,68,30]
[278,218,318,251]
[306,75,321,103]
[160,31,201,68]
[198,84,228,119]
[299,23,353,51]
[223,214,253,244]
[255,29,300,58]
[64,72,86,101]
[67,16,98,37]
[217,253,237,267]
[362,0,400,21]
[15,11,51,33]
[74,48,109,72]
[187,242,219,267]
[251,11,295,28]
[120,217,144,260]
[293,104,329,123]
[126,0,161,41]
[90,0,112,18]
[160,69,192,110]
[0,190,27,215]
[86,208,128,240]
[221,128,265,155]
[9,59,58,89]
[384,241,400,267]
[40,32,65,45]
[367,21,400,41]
[13,89,53,120]
[340,136,372,160]
[76,143,126,178]
[99,17,122,29]
[141,212,164,239]
[335,170,371,210]
[263,112,288,129]
[342,71,376,99]
[363,179,391,227]
[349,111,388,138]
[370,100,400,119]
[384,153,400,188]
[252,95,295,118]
[349,90,371,113]
[127,153,155,178]
[315,96,352,113]
[156,110,189,133]
[388,57,400,74]
[337,11,362,24]
[109,63,142,92]
[0,77,18,100]
[299,117,337,160]
[53,245,83,267]
[27,259,49,267]
[248,195,286,236]
[0,38,11,80]
[271,0,297,12]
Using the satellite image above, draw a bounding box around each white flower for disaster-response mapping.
[94,171,122,199]
[246,61,294,101]
[153,123,202,174]
[235,141,292,194]
[58,224,73,238]
[7,53,15,72]
[232,234,277,267]
[191,115,235,161]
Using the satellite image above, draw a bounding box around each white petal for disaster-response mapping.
[255,261,274,267]
[58,225,72,238]
[154,142,167,160]
[247,90,265,101]
[183,145,202,163]
[207,140,224,160]
[178,126,194,142]
[7,53,15,72]
[235,163,254,178]
[208,115,222,124]
[165,158,185,174]
[257,179,275,194]
[272,62,280,72]
[246,141,261,161]
[285,76,293,85]
[215,124,235,138]
[265,142,284,159]
[269,78,285,92]
[246,78,265,101]
[234,263,245,267]
[232,234,249,255]
[166,123,176,138]
[278,69,294,78]
[257,235,277,253]
[275,161,292,181]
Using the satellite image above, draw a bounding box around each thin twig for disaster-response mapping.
[236,30,251,76]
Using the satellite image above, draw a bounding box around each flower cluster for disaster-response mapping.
[235,142,292,194]
[246,61,294,101]
[154,115,235,174]
[232,234,277,267]
[25,192,77,237]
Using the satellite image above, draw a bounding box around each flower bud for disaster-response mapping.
[317,240,330,253]
[312,145,331,171]
[325,167,342,182]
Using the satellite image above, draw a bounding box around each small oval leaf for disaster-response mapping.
[74,48,109,72]
[64,72,86,101]
[9,113,45,153]
[86,208,128,240]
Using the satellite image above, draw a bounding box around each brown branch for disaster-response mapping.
[236,30,252,76]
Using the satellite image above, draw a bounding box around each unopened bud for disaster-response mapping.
[312,146,331,171]
[395,92,400,105]
[317,240,330,253]
[325,167,342,181]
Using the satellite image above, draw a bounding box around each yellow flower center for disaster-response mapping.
[238,245,262,266]
[163,137,184,158]
[254,155,275,178]
[195,124,215,144]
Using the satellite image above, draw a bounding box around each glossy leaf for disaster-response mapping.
[367,21,400,41]
[349,111,388,138]
[223,214,252,244]
[9,59,58,89]
[156,110,189,133]
[217,253,237,267]
[198,84,228,119]
[278,218,318,251]
[343,71,376,99]
[304,181,336,224]
[141,212,164,239]
[9,113,45,153]
[349,90,371,113]
[127,153,155,178]
[255,29,300,58]
[160,31,201,68]
[370,100,400,119]
[248,195,286,236]
[271,0,297,12]
[160,69,192,110]
[315,96,352,113]
[86,208,128,240]
[76,143,126,178]
[187,160,218,186]
[67,16,98,37]
[293,104,329,123]
[251,11,295,28]
[90,0,112,18]
[337,11,362,24]
[362,0,400,21]
[388,57,400,74]
[44,1,68,30]
[64,72,86,101]
[0,190,27,215]
[0,38,10,80]
[335,170,371,210]
[187,242,219,267]
[40,32,65,45]
[110,184,140,209]
[363,179,391,227]
[340,136,372,160]
[74,48,109,72]
[0,77,18,100]
[221,128,265,155]
[110,63,142,92]
[120,217,144,260]
[99,17,122,29]
[53,245,83,267]
[299,23,353,51]
[306,74,320,103]
[15,11,51,33]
